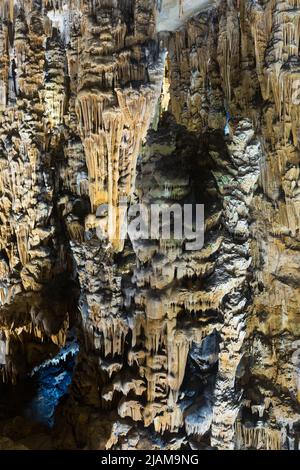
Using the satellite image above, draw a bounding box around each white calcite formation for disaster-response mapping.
[157,0,215,32]
[0,0,299,451]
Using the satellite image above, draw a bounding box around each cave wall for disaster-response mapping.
[0,0,299,450]
[166,0,300,449]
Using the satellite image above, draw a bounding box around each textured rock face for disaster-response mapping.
[157,0,215,32]
[0,0,300,451]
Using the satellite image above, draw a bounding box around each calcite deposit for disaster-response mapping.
[0,0,300,451]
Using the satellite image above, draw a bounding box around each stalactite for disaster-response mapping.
[235,422,282,450]
[0,0,299,452]
[15,224,29,266]
[118,400,143,421]
[167,333,189,392]
[179,0,184,19]
[154,405,183,434]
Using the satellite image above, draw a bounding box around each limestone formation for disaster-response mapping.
[0,0,300,451]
